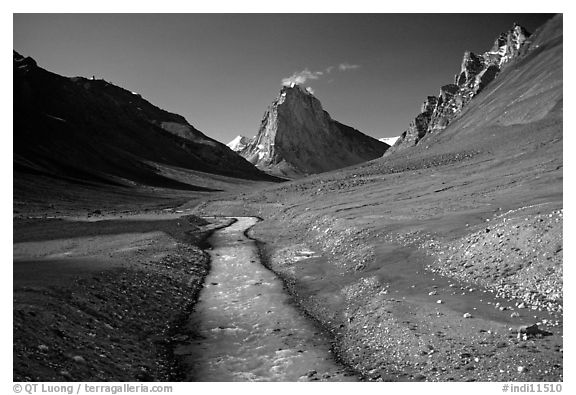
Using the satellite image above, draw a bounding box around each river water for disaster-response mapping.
[177,217,356,381]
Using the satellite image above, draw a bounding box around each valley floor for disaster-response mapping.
[13,209,232,381]
[193,201,562,382]
[13,118,563,381]
[192,129,563,381]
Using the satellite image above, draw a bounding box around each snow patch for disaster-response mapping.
[379,136,400,146]
[226,135,250,151]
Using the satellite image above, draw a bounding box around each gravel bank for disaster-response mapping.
[13,215,226,382]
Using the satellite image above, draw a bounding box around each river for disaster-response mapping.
[176,217,356,381]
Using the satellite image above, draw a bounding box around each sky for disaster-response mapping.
[13,13,554,144]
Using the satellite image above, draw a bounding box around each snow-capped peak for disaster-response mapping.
[226,135,250,151]
[379,136,400,146]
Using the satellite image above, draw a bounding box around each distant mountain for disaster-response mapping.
[387,21,541,155]
[13,51,277,194]
[227,135,251,152]
[379,136,400,146]
[239,84,389,177]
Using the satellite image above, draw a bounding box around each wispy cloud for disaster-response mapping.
[281,69,323,86]
[338,63,361,71]
[281,63,361,88]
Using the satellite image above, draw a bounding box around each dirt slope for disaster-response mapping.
[13,212,233,381]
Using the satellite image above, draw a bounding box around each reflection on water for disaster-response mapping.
[178,217,355,382]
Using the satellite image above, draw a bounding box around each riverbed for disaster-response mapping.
[176,217,356,381]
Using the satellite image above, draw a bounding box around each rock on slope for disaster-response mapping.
[239,85,389,177]
[13,51,276,193]
[387,21,536,154]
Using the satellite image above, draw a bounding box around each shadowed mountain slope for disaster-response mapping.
[13,51,279,195]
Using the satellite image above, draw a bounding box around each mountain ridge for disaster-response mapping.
[13,51,278,194]
[386,20,543,155]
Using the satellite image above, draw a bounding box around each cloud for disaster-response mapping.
[338,63,361,71]
[305,86,315,95]
[281,63,361,88]
[281,69,323,86]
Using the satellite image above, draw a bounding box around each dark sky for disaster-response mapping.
[13,14,554,143]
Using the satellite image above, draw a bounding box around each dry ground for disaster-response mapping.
[194,112,563,381]
[13,210,232,381]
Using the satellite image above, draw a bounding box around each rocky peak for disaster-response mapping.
[226,135,251,152]
[491,33,508,53]
[489,23,531,65]
[379,136,400,146]
[278,83,315,99]
[421,96,438,114]
[439,84,460,103]
[510,23,530,47]
[238,85,388,176]
[386,21,534,156]
[276,84,326,119]
[456,52,484,87]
